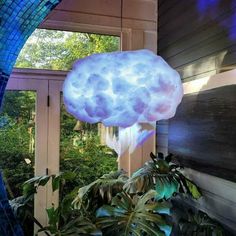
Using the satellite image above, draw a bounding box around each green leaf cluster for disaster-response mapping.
[179,210,225,236]
[15,29,120,71]
[73,170,128,214]
[13,152,227,236]
[124,153,202,200]
[96,190,172,236]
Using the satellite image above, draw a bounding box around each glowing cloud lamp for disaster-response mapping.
[63,49,183,126]
[63,49,183,156]
[105,124,155,158]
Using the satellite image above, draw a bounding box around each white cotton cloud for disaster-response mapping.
[63,49,183,128]
[105,124,155,158]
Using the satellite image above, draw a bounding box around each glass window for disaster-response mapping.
[0,90,36,235]
[60,93,117,197]
[15,29,120,71]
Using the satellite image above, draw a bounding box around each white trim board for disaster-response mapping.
[183,69,236,95]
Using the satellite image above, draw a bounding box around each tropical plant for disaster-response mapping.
[10,154,227,236]
[124,152,202,200]
[60,134,118,196]
[10,174,68,236]
[10,195,42,236]
[73,170,128,215]
[179,210,225,236]
[96,190,172,236]
[38,207,101,236]
[12,171,104,236]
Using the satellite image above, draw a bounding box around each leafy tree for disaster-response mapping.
[1,29,119,200]
[0,28,119,236]
[1,91,35,121]
[15,29,120,70]
[0,91,35,198]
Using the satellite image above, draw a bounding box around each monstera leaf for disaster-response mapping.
[59,217,102,236]
[73,170,128,213]
[124,152,201,200]
[96,190,172,236]
[179,210,225,236]
[39,206,102,236]
[23,175,51,198]
[23,172,77,200]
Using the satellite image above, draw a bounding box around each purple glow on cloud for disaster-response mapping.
[63,49,183,156]
[64,49,182,127]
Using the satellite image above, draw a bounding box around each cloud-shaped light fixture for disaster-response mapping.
[63,49,183,156]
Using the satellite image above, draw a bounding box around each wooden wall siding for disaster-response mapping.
[183,168,236,234]
[158,1,236,231]
[168,85,236,182]
[41,0,157,34]
[158,0,236,82]
[156,120,168,156]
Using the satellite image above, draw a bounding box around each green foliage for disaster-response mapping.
[9,196,36,236]
[1,91,35,122]
[60,96,118,197]
[73,170,128,214]
[23,175,52,197]
[13,154,227,236]
[1,28,119,235]
[18,170,173,236]
[1,152,34,198]
[15,29,120,71]
[179,210,225,236]
[0,91,35,198]
[96,190,172,236]
[0,120,33,157]
[124,152,202,200]
[60,135,118,198]
[39,207,101,236]
[20,172,102,236]
[0,91,35,155]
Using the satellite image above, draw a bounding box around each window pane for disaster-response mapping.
[15,29,120,71]
[0,90,36,235]
[60,93,117,196]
